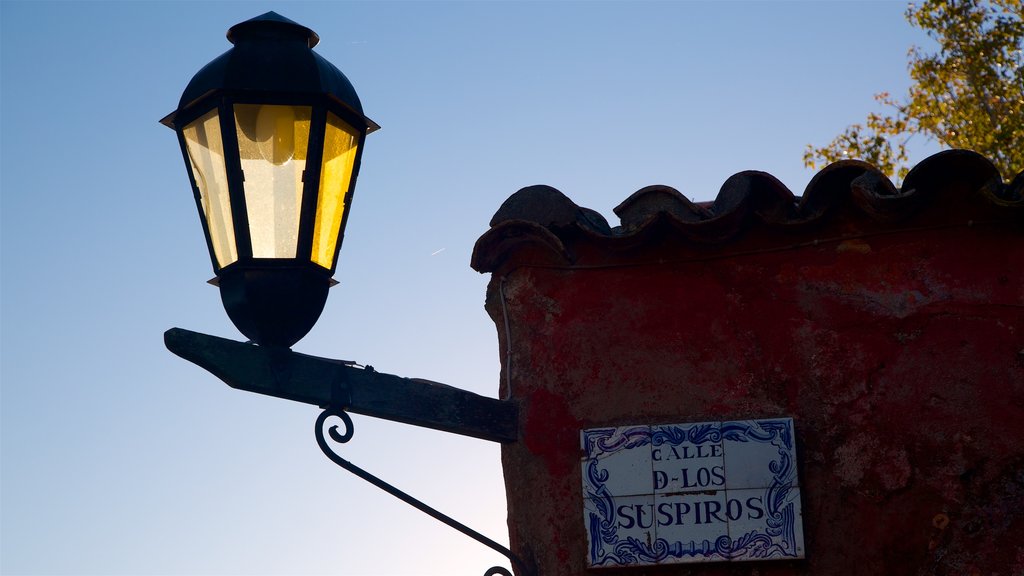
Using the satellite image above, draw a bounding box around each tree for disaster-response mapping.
[804,0,1023,181]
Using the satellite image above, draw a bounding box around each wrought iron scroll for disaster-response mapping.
[315,406,527,576]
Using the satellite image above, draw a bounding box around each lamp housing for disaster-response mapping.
[162,12,378,348]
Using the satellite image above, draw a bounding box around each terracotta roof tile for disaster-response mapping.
[472,150,1022,273]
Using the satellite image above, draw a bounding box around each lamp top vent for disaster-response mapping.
[227,11,320,48]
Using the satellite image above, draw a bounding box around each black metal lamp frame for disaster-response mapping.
[161,12,379,348]
[163,90,372,280]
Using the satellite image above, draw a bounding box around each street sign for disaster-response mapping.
[582,418,804,567]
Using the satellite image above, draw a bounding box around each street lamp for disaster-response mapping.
[161,11,379,348]
[162,13,527,576]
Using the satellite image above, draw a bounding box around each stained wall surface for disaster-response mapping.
[472,152,1024,576]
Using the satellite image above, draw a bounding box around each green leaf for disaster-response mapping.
[806,0,1023,181]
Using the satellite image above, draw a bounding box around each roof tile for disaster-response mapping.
[472,150,1022,273]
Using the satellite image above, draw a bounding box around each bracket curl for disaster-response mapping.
[315,407,529,576]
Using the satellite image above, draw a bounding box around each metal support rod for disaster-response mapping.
[315,407,529,576]
[165,328,518,442]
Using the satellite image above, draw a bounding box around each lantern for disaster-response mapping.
[161,12,378,348]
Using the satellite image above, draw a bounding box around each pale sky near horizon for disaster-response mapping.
[2,2,941,575]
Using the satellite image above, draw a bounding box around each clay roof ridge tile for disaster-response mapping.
[902,149,1020,209]
[488,184,612,235]
[471,151,1023,274]
[1009,170,1024,203]
[614,185,712,231]
[470,219,571,272]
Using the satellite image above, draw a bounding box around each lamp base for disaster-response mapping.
[217,265,330,348]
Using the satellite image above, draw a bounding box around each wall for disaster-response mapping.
[472,152,1024,576]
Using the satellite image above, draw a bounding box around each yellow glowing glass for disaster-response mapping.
[234,104,312,259]
[183,108,238,268]
[311,113,360,269]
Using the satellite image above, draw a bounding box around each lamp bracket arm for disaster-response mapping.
[164,327,518,443]
[316,407,531,576]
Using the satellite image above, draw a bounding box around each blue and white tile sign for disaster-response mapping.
[581,418,804,567]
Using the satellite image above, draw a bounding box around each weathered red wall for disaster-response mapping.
[473,153,1023,575]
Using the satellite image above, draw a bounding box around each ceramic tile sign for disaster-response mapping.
[581,418,804,567]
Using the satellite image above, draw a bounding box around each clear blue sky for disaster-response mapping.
[2,2,938,574]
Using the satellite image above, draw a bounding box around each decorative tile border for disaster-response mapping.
[581,418,804,567]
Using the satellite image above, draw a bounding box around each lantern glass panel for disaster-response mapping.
[311,112,360,269]
[183,108,238,268]
[234,104,312,259]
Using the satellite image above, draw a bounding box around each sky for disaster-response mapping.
[1,2,941,575]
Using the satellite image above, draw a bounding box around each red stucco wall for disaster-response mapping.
[474,155,1024,575]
